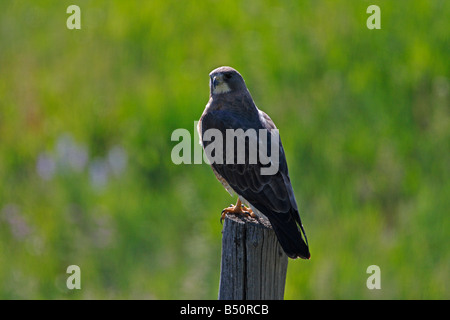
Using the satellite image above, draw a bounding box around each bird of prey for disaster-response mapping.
[198,66,310,259]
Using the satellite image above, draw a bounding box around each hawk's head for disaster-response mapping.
[209,66,247,96]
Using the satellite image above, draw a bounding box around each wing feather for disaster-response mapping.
[201,108,310,259]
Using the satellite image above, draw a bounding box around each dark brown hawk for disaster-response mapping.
[198,66,310,259]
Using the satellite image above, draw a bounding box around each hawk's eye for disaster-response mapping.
[224,73,232,80]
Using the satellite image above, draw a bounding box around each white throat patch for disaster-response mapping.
[213,82,231,94]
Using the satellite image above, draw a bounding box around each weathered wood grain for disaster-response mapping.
[218,214,288,300]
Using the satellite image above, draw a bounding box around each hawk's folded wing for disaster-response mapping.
[200,109,310,259]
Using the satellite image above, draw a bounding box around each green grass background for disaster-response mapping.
[0,0,448,299]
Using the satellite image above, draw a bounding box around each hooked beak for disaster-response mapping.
[211,74,223,89]
[210,73,230,94]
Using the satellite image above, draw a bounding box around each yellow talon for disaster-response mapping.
[220,199,256,222]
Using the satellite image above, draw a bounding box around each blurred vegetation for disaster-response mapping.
[0,0,448,299]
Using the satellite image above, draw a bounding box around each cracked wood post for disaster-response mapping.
[218,214,288,300]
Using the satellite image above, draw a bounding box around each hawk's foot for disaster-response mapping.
[220,199,256,223]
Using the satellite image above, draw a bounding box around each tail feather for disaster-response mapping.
[267,210,310,259]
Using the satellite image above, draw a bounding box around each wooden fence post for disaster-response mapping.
[218,214,288,300]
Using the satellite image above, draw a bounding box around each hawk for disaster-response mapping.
[198,66,310,260]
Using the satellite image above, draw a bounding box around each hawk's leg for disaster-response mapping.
[221,198,256,222]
